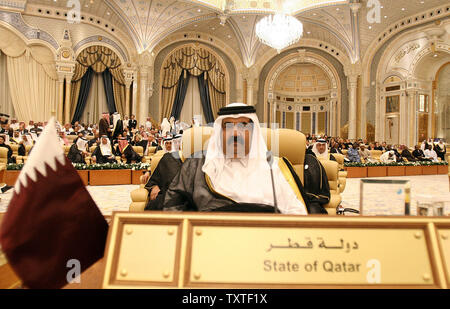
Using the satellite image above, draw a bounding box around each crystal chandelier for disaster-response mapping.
[256,13,303,53]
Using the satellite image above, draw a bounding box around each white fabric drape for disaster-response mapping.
[0,51,15,117]
[6,53,57,122]
[81,73,108,125]
[180,76,206,125]
[0,26,58,122]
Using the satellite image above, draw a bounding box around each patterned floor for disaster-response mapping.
[0,175,448,216]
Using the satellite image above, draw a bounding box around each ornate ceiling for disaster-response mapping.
[16,0,450,66]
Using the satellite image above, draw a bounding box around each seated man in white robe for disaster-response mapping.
[92,135,116,164]
[163,103,308,215]
[424,144,439,162]
[380,150,396,163]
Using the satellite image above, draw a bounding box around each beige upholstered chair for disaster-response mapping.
[132,146,151,163]
[332,153,347,193]
[318,159,341,215]
[0,147,8,170]
[370,150,383,161]
[16,145,34,164]
[273,128,306,184]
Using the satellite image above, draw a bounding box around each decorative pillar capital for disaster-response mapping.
[349,2,361,14]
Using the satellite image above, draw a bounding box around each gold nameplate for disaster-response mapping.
[437,227,450,286]
[102,213,449,289]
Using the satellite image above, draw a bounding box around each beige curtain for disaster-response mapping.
[113,78,126,116]
[0,27,58,122]
[161,45,227,119]
[180,76,206,125]
[0,51,15,117]
[7,53,57,122]
[81,73,108,125]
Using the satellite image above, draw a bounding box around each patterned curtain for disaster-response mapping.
[71,46,126,119]
[161,46,226,120]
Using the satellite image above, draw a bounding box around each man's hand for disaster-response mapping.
[150,185,160,200]
[141,172,150,184]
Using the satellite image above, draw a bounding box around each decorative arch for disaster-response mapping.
[73,36,129,64]
[254,38,351,75]
[410,43,450,78]
[152,31,244,89]
[158,42,230,122]
[263,51,341,135]
[0,23,59,122]
[70,45,126,122]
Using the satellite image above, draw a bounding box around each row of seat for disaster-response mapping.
[0,144,159,168]
[130,127,346,215]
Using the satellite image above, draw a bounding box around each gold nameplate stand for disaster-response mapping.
[102,212,449,289]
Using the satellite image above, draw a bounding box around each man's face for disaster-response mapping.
[165,141,172,152]
[221,117,253,159]
[0,137,4,144]
[14,132,19,138]
[101,138,108,145]
[316,143,326,154]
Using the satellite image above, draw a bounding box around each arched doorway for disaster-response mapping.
[159,44,229,125]
[264,52,340,136]
[70,46,126,125]
[272,63,332,135]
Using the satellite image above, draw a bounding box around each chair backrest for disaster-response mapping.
[370,150,382,160]
[63,145,72,155]
[318,159,340,193]
[11,144,19,156]
[25,145,33,156]
[181,126,213,159]
[147,146,157,155]
[150,150,166,173]
[342,149,348,156]
[89,146,97,153]
[133,146,144,157]
[0,147,8,164]
[275,129,306,183]
[333,153,345,169]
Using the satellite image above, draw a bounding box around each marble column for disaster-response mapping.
[57,75,65,123]
[138,66,149,125]
[399,91,407,145]
[64,74,73,124]
[348,75,358,140]
[407,90,417,147]
[246,79,254,106]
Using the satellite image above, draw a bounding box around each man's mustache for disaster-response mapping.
[227,136,245,146]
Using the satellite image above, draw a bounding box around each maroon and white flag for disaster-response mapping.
[0,118,108,289]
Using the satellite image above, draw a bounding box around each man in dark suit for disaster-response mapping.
[128,114,137,131]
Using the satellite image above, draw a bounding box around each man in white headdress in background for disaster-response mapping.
[163,103,309,214]
[310,138,336,161]
[161,117,171,137]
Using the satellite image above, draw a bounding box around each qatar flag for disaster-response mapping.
[0,118,108,289]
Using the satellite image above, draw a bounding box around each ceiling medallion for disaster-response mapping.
[256,13,303,53]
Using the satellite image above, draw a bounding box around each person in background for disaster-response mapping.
[346,143,361,163]
[424,144,439,162]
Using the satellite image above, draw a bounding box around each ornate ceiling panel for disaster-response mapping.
[15,0,450,68]
[107,0,216,52]
[359,0,448,56]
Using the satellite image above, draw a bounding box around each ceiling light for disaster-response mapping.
[256,13,303,53]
